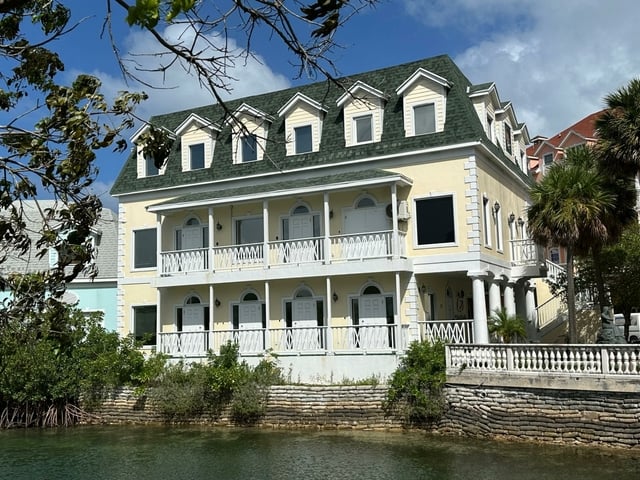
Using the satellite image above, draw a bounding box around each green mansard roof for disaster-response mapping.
[111,55,520,196]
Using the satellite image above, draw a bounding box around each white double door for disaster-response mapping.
[237,303,263,353]
[286,214,317,263]
[343,207,390,258]
[180,305,205,353]
[289,299,320,349]
[354,295,390,349]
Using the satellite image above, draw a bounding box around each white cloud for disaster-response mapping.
[403,0,640,136]
[88,24,291,122]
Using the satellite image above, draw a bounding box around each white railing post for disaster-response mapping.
[601,347,609,374]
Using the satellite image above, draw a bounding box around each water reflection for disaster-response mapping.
[0,426,637,480]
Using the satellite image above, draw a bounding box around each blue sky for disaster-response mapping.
[37,1,640,210]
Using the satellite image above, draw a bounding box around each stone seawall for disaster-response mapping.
[439,384,640,449]
[88,383,640,449]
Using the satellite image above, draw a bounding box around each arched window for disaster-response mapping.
[362,285,381,295]
[294,287,313,298]
[356,196,376,208]
[292,205,310,215]
[185,295,201,304]
[242,292,259,302]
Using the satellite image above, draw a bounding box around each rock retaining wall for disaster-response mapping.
[88,383,640,448]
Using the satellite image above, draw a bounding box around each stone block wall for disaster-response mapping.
[439,384,640,449]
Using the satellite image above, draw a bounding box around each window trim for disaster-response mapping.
[412,102,436,136]
[189,142,205,170]
[293,124,313,155]
[352,114,374,145]
[240,133,258,163]
[132,227,157,270]
[132,304,157,347]
[413,193,457,249]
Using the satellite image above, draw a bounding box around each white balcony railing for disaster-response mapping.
[268,237,324,266]
[158,324,407,357]
[510,239,544,266]
[161,248,209,275]
[419,319,474,344]
[331,231,392,261]
[447,344,640,377]
[159,230,407,276]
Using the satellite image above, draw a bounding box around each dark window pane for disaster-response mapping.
[294,125,312,154]
[134,228,157,268]
[145,155,159,176]
[415,196,455,245]
[190,143,205,169]
[241,134,257,162]
[414,104,435,135]
[134,305,157,345]
[354,115,372,143]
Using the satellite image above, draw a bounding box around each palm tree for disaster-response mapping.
[528,146,620,343]
[596,78,640,178]
[489,308,526,343]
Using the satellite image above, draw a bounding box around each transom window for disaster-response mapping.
[414,103,436,135]
[415,195,455,246]
[294,125,313,154]
[241,134,258,162]
[353,115,373,144]
[189,143,205,170]
[356,196,376,208]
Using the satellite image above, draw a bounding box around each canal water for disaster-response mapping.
[0,425,637,480]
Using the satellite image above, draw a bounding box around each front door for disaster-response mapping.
[181,304,205,353]
[357,295,388,348]
[343,206,390,258]
[291,299,319,349]
[288,214,317,263]
[237,303,262,352]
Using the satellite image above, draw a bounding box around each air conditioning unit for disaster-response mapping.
[385,201,411,220]
[398,200,411,220]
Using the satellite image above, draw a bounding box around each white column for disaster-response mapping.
[325,276,333,353]
[391,184,399,259]
[263,200,269,268]
[264,281,270,350]
[488,279,502,317]
[504,282,516,317]
[395,272,402,350]
[323,192,331,264]
[156,213,162,274]
[208,207,214,272]
[156,287,162,350]
[209,284,214,352]
[525,282,537,324]
[471,275,489,344]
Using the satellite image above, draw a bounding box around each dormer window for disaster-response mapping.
[504,124,512,154]
[241,134,258,162]
[414,103,436,135]
[189,143,205,170]
[353,114,373,144]
[396,68,450,138]
[294,125,312,154]
[337,81,386,147]
[174,113,219,172]
[228,103,272,164]
[145,154,159,176]
[278,93,326,156]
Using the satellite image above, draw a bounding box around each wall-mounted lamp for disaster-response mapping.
[214,298,221,307]
[329,210,334,219]
[216,222,222,231]
[493,201,501,214]
[332,292,338,302]
[517,217,525,228]
[420,285,427,294]
[508,212,516,224]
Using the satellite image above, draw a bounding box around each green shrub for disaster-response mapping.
[383,340,446,425]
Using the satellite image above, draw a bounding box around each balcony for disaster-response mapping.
[158,323,409,357]
[159,230,407,276]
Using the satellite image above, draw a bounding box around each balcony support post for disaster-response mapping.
[156,213,162,275]
[504,281,516,317]
[469,273,489,344]
[488,278,502,317]
[391,183,399,259]
[325,276,333,353]
[208,207,214,272]
[323,192,331,264]
[264,281,270,350]
[395,272,402,350]
[263,200,269,268]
